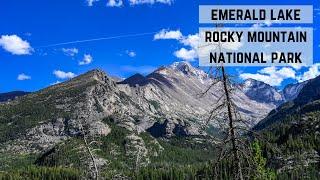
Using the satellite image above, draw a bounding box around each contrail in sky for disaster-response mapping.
[36,31,158,48]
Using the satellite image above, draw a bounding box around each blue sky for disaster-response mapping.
[0,0,319,92]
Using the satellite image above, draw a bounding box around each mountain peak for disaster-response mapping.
[282,81,308,101]
[57,68,116,89]
[84,68,107,78]
[168,61,208,80]
[170,61,194,74]
[119,73,148,87]
[242,78,284,106]
[243,78,272,88]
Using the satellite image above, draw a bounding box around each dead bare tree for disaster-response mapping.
[135,146,142,173]
[198,24,252,180]
[201,67,246,179]
[79,121,100,180]
[198,24,279,179]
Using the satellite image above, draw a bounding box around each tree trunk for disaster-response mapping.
[221,66,243,180]
[83,134,99,180]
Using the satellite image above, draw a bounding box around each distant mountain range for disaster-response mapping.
[254,75,320,130]
[253,71,320,173]
[241,78,308,107]
[1,61,319,177]
[0,91,29,102]
[0,62,309,146]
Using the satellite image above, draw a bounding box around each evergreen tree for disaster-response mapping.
[252,141,275,180]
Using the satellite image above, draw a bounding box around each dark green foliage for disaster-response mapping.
[0,153,37,171]
[251,141,276,180]
[148,100,161,110]
[34,138,86,169]
[134,164,210,180]
[152,136,217,165]
[133,160,235,180]
[98,117,131,171]
[0,80,97,143]
[0,166,80,180]
[256,107,320,178]
[276,166,320,180]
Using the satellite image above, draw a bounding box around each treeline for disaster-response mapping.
[255,111,320,179]
[0,166,80,180]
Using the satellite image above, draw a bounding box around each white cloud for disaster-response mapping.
[50,81,61,86]
[79,54,93,65]
[180,34,199,49]
[240,66,296,86]
[126,50,136,57]
[17,73,31,81]
[129,0,173,5]
[155,29,244,61]
[250,23,264,30]
[155,29,199,61]
[62,48,78,57]
[154,29,183,40]
[107,0,123,7]
[250,20,276,30]
[240,73,283,86]
[296,63,320,82]
[263,43,271,48]
[53,70,76,79]
[174,48,197,61]
[290,63,305,70]
[86,0,99,6]
[0,35,33,55]
[24,32,32,36]
[264,19,272,27]
[221,40,243,51]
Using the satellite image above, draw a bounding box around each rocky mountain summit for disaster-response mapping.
[282,81,308,101]
[0,62,307,155]
[241,78,307,107]
[1,62,317,178]
[242,78,284,106]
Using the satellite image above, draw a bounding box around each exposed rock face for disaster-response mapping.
[254,75,320,130]
[125,134,150,166]
[294,76,320,105]
[119,62,274,127]
[1,119,69,154]
[241,78,284,106]
[241,78,307,107]
[118,73,148,87]
[272,150,320,173]
[253,76,320,172]
[282,81,308,101]
[147,120,189,138]
[0,63,282,153]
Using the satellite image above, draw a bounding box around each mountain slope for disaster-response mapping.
[241,78,284,106]
[0,62,278,152]
[241,79,307,107]
[0,70,116,152]
[282,81,308,101]
[253,75,320,172]
[0,62,300,154]
[0,62,315,178]
[254,75,320,130]
[119,62,275,128]
[0,91,29,102]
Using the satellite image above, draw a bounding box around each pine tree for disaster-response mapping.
[252,141,275,180]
